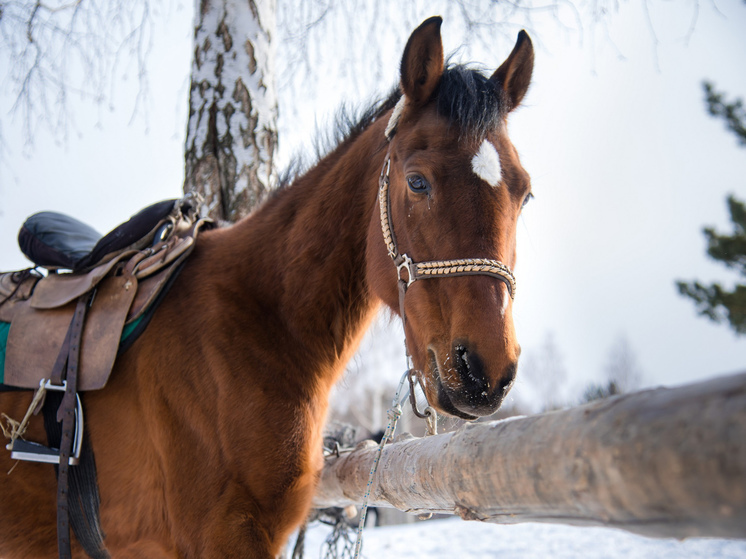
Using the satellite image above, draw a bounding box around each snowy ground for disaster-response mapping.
[295,517,746,559]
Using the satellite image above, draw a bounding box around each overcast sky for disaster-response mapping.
[1,0,744,411]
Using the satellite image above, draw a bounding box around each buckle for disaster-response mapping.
[396,254,416,287]
[7,379,84,466]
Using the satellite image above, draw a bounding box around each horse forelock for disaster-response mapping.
[387,64,506,143]
[434,64,506,141]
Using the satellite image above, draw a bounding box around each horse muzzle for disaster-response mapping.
[426,343,517,420]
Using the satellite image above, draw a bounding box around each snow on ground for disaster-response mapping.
[295,517,746,559]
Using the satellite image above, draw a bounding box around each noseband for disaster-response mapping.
[378,153,517,417]
[378,154,516,303]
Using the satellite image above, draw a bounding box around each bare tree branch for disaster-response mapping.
[0,0,157,146]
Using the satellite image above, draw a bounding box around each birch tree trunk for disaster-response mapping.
[184,0,278,223]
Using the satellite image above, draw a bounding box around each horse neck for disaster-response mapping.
[206,122,388,390]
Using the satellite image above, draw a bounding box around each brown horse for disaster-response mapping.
[0,16,533,558]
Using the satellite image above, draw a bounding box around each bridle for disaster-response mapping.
[379,155,517,296]
[377,152,517,417]
[378,153,517,313]
[354,126,521,559]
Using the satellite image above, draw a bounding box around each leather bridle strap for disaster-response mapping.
[378,155,517,302]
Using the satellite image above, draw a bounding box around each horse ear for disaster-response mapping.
[491,30,534,111]
[400,16,444,106]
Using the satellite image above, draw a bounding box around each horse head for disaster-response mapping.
[367,17,534,420]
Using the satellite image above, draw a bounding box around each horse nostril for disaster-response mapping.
[455,344,469,372]
[497,362,518,394]
[454,343,488,395]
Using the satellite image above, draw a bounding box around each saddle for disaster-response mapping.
[0,194,211,558]
[1,194,211,391]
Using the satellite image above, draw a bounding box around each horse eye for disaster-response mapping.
[407,175,431,194]
[522,192,534,208]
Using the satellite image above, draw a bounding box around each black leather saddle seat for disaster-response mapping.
[18,199,178,272]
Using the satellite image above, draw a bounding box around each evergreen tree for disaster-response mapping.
[703,82,746,146]
[676,83,746,335]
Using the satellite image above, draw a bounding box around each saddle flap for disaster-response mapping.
[30,252,135,310]
[5,273,138,391]
[135,235,194,280]
[126,218,210,323]
[0,270,42,323]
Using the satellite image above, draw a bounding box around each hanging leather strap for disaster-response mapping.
[55,292,92,558]
[43,390,110,559]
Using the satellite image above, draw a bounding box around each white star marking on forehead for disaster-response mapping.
[471,140,502,187]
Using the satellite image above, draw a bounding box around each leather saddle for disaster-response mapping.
[0,194,212,557]
[0,194,212,392]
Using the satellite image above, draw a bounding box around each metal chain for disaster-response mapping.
[352,372,409,559]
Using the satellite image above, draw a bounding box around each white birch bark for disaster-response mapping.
[184,0,278,223]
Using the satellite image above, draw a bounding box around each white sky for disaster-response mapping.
[0,1,744,410]
[508,0,746,403]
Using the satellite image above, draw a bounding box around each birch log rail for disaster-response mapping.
[314,372,746,539]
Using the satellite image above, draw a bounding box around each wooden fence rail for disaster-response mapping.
[314,371,746,539]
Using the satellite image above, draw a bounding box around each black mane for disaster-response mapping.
[276,91,400,189]
[314,62,505,157]
[380,63,504,142]
[435,64,505,140]
[336,91,401,147]
[278,64,503,189]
